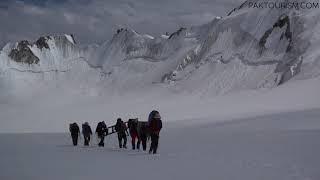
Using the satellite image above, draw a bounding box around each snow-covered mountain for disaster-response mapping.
[0,34,103,97]
[1,0,320,97]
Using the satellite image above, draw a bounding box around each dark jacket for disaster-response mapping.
[96,122,108,137]
[149,119,162,134]
[69,123,80,136]
[128,119,138,135]
[137,121,149,136]
[115,120,127,134]
[82,123,92,136]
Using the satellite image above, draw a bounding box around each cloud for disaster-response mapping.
[0,0,243,48]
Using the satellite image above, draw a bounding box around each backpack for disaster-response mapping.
[148,110,159,124]
[96,122,108,136]
[69,123,73,132]
[115,121,121,132]
[70,123,79,134]
[101,122,108,135]
[82,124,92,135]
[96,122,102,134]
[128,119,138,133]
[138,121,148,135]
[96,122,101,131]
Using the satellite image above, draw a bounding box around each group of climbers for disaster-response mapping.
[68,110,163,154]
[69,122,93,146]
[128,118,149,151]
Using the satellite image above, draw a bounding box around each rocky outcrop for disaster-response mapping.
[35,36,50,50]
[259,15,292,54]
[227,0,248,16]
[168,27,187,39]
[8,40,40,64]
[6,34,78,65]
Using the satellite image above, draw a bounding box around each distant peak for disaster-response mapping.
[115,27,138,36]
[168,27,187,39]
[6,34,78,65]
[64,34,76,45]
[35,36,51,50]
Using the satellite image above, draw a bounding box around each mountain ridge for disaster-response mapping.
[0,0,319,97]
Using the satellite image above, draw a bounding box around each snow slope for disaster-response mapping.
[1,75,320,133]
[1,109,320,180]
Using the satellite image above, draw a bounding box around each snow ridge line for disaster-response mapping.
[1,67,70,74]
[0,57,112,77]
[123,55,163,62]
[201,51,280,66]
[224,53,280,65]
[75,57,111,77]
[75,57,103,70]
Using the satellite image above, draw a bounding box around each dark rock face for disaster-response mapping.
[227,0,248,16]
[259,15,293,53]
[7,35,53,64]
[8,40,40,64]
[168,27,187,39]
[161,73,171,83]
[116,28,125,34]
[70,34,76,44]
[35,36,50,50]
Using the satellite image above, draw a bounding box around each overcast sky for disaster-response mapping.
[0,0,242,47]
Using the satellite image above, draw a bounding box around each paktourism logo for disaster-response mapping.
[247,1,320,9]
